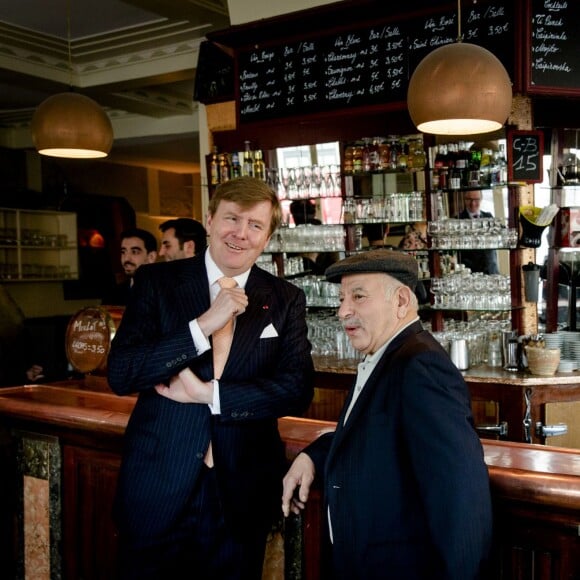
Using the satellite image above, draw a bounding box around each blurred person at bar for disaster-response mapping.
[290,199,338,274]
[158,217,207,261]
[457,190,499,274]
[282,250,492,580]
[101,227,158,306]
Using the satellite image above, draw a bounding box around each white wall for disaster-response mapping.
[227,0,341,25]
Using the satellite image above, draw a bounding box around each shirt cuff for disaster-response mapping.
[189,318,210,354]
[209,379,221,415]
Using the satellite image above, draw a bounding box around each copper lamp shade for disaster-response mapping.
[407,42,512,136]
[31,92,114,158]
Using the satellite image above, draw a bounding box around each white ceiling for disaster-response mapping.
[0,0,231,172]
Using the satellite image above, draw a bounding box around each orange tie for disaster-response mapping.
[205,276,237,467]
[212,276,238,379]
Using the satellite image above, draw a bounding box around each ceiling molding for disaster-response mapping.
[0,0,230,169]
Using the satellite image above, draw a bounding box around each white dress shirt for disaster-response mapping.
[188,249,250,414]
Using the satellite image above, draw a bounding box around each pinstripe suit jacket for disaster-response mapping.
[107,255,314,544]
[305,321,492,580]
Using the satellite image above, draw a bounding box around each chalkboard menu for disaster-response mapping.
[529,0,580,93]
[507,129,544,183]
[237,1,514,123]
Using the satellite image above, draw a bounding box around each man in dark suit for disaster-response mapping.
[457,191,499,274]
[282,250,492,580]
[108,177,314,579]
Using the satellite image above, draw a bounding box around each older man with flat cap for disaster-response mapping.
[282,249,492,580]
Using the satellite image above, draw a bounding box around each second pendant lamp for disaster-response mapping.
[407,0,513,136]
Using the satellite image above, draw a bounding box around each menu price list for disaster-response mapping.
[237,0,513,123]
[530,0,580,91]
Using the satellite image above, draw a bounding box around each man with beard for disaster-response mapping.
[102,227,158,306]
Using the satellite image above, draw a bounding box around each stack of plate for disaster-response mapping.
[557,359,578,373]
[558,331,580,360]
[544,332,564,351]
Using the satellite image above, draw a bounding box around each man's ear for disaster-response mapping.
[184,240,195,256]
[397,285,412,310]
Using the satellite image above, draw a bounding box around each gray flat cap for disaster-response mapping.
[325,249,418,290]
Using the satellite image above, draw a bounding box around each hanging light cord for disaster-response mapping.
[456,0,463,43]
[66,0,73,88]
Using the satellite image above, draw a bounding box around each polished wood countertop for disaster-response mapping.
[0,382,579,511]
[0,383,133,436]
[463,366,580,386]
[314,364,580,386]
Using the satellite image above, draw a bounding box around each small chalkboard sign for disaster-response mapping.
[529,0,580,95]
[507,130,544,183]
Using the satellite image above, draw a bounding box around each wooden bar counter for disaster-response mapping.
[0,382,578,579]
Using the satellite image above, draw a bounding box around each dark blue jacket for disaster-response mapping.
[305,321,492,580]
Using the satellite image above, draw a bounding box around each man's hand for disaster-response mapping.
[197,285,248,338]
[26,364,44,382]
[282,452,316,517]
[155,368,213,404]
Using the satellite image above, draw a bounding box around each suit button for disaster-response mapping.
[166,362,173,368]
[196,452,204,459]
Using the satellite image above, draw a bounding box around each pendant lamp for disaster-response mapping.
[30,1,113,158]
[31,92,113,158]
[407,0,512,136]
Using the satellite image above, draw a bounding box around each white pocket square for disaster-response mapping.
[260,323,278,338]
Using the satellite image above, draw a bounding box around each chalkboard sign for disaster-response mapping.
[237,0,514,123]
[65,306,123,374]
[528,0,580,94]
[507,130,544,183]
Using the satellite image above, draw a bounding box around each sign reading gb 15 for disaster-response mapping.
[507,130,544,184]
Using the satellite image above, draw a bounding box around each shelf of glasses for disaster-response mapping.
[428,245,516,251]
[431,306,517,312]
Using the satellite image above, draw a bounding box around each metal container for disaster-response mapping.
[450,338,469,371]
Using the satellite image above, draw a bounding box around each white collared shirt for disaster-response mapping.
[343,316,419,424]
[188,248,251,413]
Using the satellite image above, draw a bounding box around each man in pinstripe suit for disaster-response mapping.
[108,177,314,579]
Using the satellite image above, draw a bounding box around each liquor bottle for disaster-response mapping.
[497,143,508,183]
[243,141,253,177]
[396,138,408,170]
[362,137,372,172]
[352,143,363,173]
[479,148,492,186]
[369,137,381,171]
[219,153,231,183]
[378,138,391,171]
[231,151,242,178]
[253,149,266,181]
[343,144,354,174]
[210,146,220,185]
